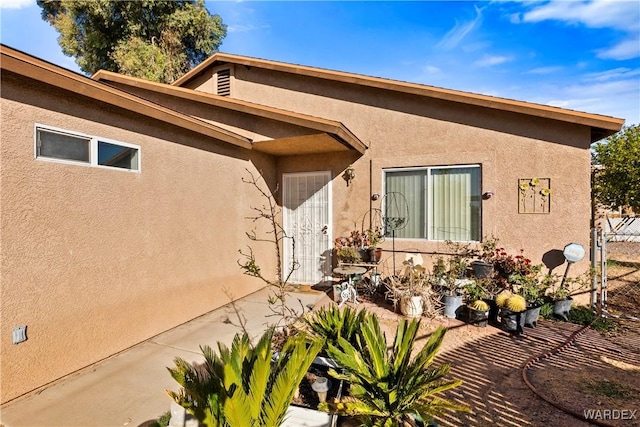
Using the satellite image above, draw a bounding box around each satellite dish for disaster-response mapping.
[563,243,585,264]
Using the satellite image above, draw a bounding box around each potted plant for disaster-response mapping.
[471,236,499,279]
[319,315,469,426]
[496,292,527,334]
[387,254,438,318]
[167,327,323,427]
[365,226,384,262]
[548,270,591,321]
[464,281,490,327]
[509,263,550,328]
[434,243,474,319]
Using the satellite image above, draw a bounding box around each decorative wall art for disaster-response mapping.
[518,178,551,214]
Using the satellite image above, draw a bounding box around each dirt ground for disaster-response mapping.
[320,243,640,427]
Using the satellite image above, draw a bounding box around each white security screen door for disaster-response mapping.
[283,172,332,284]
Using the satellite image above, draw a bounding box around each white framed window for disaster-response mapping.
[35,125,140,172]
[383,165,481,242]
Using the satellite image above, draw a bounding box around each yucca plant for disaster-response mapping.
[167,328,322,427]
[304,305,368,349]
[319,315,469,426]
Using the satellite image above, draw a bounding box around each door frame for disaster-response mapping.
[282,171,333,284]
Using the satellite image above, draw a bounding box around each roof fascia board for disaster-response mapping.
[94,70,367,154]
[176,52,624,134]
[1,46,251,149]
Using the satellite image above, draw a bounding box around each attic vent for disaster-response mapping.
[217,69,231,96]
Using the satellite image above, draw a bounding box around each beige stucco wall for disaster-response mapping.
[195,65,594,276]
[0,72,276,403]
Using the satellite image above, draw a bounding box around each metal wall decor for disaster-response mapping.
[518,178,551,214]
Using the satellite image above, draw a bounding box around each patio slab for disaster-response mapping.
[0,286,327,427]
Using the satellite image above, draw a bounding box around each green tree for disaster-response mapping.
[37,0,226,83]
[592,124,640,212]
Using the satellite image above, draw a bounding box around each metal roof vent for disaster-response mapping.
[217,69,231,96]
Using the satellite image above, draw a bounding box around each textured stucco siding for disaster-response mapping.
[0,72,276,403]
[222,66,593,273]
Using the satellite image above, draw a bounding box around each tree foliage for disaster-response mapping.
[37,0,226,83]
[592,124,640,212]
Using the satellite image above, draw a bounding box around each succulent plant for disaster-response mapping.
[469,300,489,311]
[505,294,527,313]
[495,291,512,308]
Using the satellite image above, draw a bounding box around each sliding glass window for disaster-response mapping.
[384,165,481,242]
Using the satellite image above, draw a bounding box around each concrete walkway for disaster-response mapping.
[0,287,328,427]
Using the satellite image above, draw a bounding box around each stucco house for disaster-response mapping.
[0,44,623,403]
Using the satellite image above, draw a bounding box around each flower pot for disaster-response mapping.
[443,295,463,319]
[468,307,489,327]
[472,260,493,279]
[374,247,383,262]
[400,295,423,318]
[524,304,541,328]
[484,298,499,322]
[358,248,370,262]
[553,297,573,321]
[500,309,526,334]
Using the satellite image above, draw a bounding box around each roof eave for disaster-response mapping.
[95,70,367,154]
[174,52,624,137]
[1,45,252,150]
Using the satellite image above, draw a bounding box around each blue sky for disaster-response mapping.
[1,0,639,128]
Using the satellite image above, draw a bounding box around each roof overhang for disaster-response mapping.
[93,70,367,156]
[175,52,625,143]
[0,44,251,149]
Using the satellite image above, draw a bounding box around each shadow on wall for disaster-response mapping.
[542,249,566,273]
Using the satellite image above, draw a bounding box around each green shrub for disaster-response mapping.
[567,306,618,334]
[167,328,322,427]
[304,305,368,350]
[319,315,469,426]
[539,302,554,319]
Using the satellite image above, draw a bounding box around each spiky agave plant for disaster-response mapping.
[319,315,469,426]
[167,328,322,427]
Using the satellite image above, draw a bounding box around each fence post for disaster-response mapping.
[599,228,607,315]
[591,228,598,311]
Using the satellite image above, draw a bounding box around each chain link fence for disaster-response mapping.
[593,220,640,321]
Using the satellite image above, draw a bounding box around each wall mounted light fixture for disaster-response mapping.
[482,191,495,200]
[342,165,355,187]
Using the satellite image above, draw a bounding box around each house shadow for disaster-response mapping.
[415,319,628,427]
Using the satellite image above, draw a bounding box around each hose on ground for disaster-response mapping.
[520,319,616,427]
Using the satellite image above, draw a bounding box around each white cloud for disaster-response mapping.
[516,0,640,60]
[0,0,33,9]
[475,55,512,67]
[521,0,639,32]
[526,66,564,74]
[227,23,270,33]
[437,5,484,50]
[585,67,640,82]
[597,38,640,60]
[423,65,441,74]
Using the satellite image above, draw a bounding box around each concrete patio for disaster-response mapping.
[0,286,327,427]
